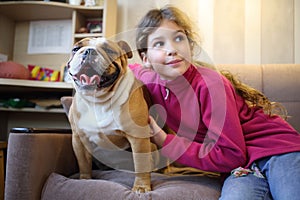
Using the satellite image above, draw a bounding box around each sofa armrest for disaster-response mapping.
[5,129,78,200]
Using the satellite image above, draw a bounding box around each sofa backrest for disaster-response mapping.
[216,64,300,132]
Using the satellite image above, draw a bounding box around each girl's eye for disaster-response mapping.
[153,41,164,48]
[175,34,185,42]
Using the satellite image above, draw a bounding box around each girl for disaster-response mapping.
[129,5,300,200]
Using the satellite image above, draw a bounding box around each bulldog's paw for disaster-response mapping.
[132,184,151,193]
[132,173,151,193]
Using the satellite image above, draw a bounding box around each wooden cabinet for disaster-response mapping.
[0,0,117,140]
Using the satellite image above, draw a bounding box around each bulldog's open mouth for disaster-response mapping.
[69,61,120,90]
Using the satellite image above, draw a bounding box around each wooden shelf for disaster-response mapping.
[0,78,73,90]
[74,33,102,38]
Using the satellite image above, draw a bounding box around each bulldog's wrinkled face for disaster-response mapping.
[67,37,132,92]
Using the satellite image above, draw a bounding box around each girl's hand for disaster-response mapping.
[148,116,167,147]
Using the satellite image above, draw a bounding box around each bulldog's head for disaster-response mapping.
[67,37,132,94]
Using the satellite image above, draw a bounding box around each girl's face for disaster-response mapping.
[143,19,192,80]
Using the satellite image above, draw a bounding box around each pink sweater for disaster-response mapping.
[129,63,300,173]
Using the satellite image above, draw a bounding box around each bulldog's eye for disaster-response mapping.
[72,47,81,54]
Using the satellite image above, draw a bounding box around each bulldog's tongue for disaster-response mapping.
[80,74,101,85]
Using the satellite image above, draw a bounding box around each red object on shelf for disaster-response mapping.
[0,61,30,80]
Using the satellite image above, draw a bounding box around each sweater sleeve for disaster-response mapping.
[161,73,247,173]
[128,63,157,83]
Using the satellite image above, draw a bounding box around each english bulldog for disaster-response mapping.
[64,37,154,193]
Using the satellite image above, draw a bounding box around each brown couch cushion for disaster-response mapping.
[41,170,221,200]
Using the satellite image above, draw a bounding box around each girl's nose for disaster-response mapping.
[166,48,177,56]
[165,41,178,56]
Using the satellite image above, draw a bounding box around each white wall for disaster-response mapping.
[116,0,300,64]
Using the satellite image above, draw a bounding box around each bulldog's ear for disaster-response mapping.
[117,40,133,59]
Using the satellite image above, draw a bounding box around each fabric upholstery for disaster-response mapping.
[262,64,300,130]
[262,64,300,101]
[5,133,78,200]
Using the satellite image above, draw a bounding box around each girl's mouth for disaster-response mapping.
[165,59,183,66]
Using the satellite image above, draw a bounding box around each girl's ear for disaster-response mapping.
[142,52,152,68]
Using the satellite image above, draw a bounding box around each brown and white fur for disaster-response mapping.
[65,37,153,193]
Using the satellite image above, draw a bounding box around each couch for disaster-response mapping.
[4,64,300,200]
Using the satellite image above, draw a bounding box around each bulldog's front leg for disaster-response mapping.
[127,136,152,193]
[72,131,92,179]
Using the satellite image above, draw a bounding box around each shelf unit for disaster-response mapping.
[0,0,117,140]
